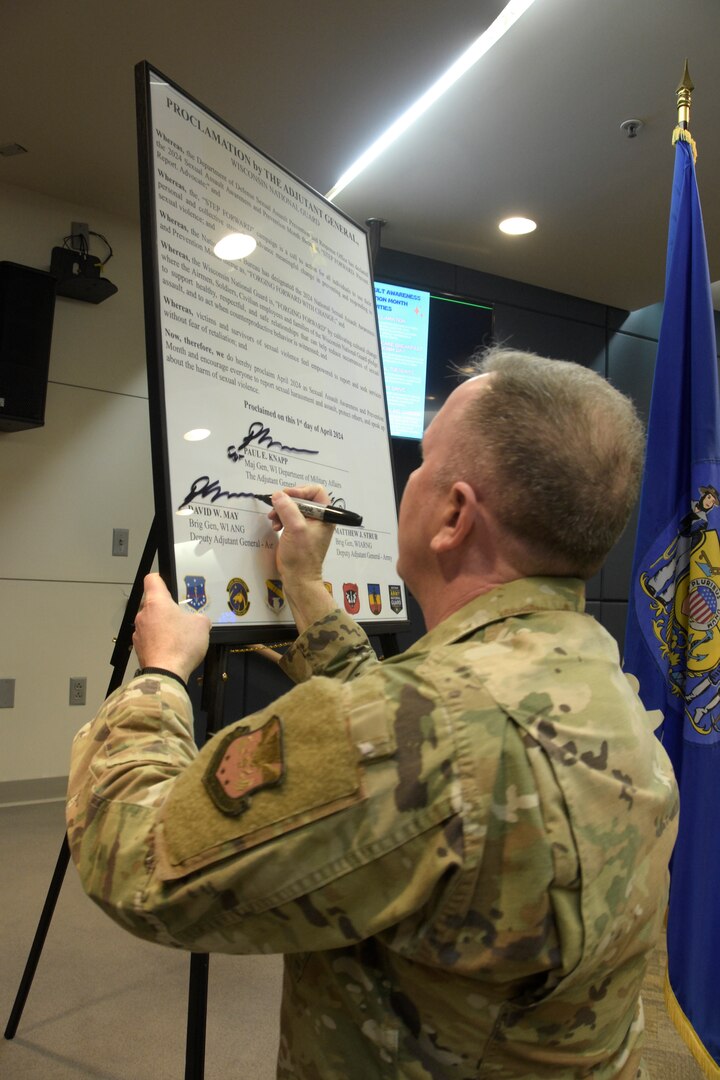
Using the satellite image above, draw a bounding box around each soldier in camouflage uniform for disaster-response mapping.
[67,349,679,1079]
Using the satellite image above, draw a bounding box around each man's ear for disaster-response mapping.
[430,482,478,553]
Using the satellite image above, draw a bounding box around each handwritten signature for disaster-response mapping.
[179,477,255,509]
[179,477,346,511]
[228,420,319,463]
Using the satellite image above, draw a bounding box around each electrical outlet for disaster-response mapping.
[69,677,87,706]
[112,528,129,557]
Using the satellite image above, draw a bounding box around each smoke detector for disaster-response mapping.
[620,119,644,139]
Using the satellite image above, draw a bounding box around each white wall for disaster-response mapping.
[0,180,154,791]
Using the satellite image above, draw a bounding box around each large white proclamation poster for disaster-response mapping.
[136,64,408,638]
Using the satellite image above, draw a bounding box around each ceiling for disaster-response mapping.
[2,0,719,312]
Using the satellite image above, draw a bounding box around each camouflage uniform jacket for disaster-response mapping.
[66,577,679,1079]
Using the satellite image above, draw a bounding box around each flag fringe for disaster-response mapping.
[672,126,698,162]
[664,971,720,1077]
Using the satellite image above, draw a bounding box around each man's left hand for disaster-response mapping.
[133,573,211,683]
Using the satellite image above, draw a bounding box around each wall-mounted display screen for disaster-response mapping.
[374,280,493,439]
[373,282,430,439]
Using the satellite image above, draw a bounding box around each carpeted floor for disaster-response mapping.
[640,931,704,1079]
[0,801,705,1078]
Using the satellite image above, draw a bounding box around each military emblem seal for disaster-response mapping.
[184,575,208,611]
[227,576,250,616]
[343,583,360,615]
[388,584,403,614]
[265,579,285,613]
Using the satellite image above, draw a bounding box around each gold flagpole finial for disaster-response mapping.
[676,60,694,128]
[673,60,697,160]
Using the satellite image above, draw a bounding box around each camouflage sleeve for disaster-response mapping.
[66,658,467,956]
[280,606,381,683]
[67,673,197,805]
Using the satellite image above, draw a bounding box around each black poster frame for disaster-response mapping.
[135,62,410,643]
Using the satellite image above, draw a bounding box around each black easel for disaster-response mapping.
[182,636,232,1078]
[4,519,157,1044]
[3,518,230,1080]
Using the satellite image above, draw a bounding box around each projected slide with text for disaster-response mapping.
[374,282,430,439]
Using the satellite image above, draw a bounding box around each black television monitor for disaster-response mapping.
[374,280,493,440]
[0,262,57,431]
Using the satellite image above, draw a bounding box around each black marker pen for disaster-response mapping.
[255,494,363,527]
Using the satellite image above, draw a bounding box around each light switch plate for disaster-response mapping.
[112,528,129,556]
[0,679,15,708]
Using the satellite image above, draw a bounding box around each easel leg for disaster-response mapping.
[3,518,158,1040]
[185,954,210,1080]
[182,642,230,1079]
[6,555,251,1078]
[4,835,71,1038]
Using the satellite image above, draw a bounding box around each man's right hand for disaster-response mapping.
[267,486,338,632]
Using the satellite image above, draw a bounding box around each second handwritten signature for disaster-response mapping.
[227,420,318,463]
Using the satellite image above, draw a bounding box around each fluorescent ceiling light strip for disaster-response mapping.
[325,0,537,202]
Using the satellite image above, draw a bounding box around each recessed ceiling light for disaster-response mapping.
[214,233,257,261]
[499,217,537,235]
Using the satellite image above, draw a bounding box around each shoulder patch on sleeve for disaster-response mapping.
[204,715,284,816]
[155,678,364,879]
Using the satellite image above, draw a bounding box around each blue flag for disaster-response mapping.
[624,135,720,1067]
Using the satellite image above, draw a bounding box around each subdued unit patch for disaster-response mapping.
[203,715,284,816]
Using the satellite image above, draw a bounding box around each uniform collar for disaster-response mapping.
[406,577,586,653]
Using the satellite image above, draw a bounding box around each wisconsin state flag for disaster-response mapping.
[624,133,720,1070]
